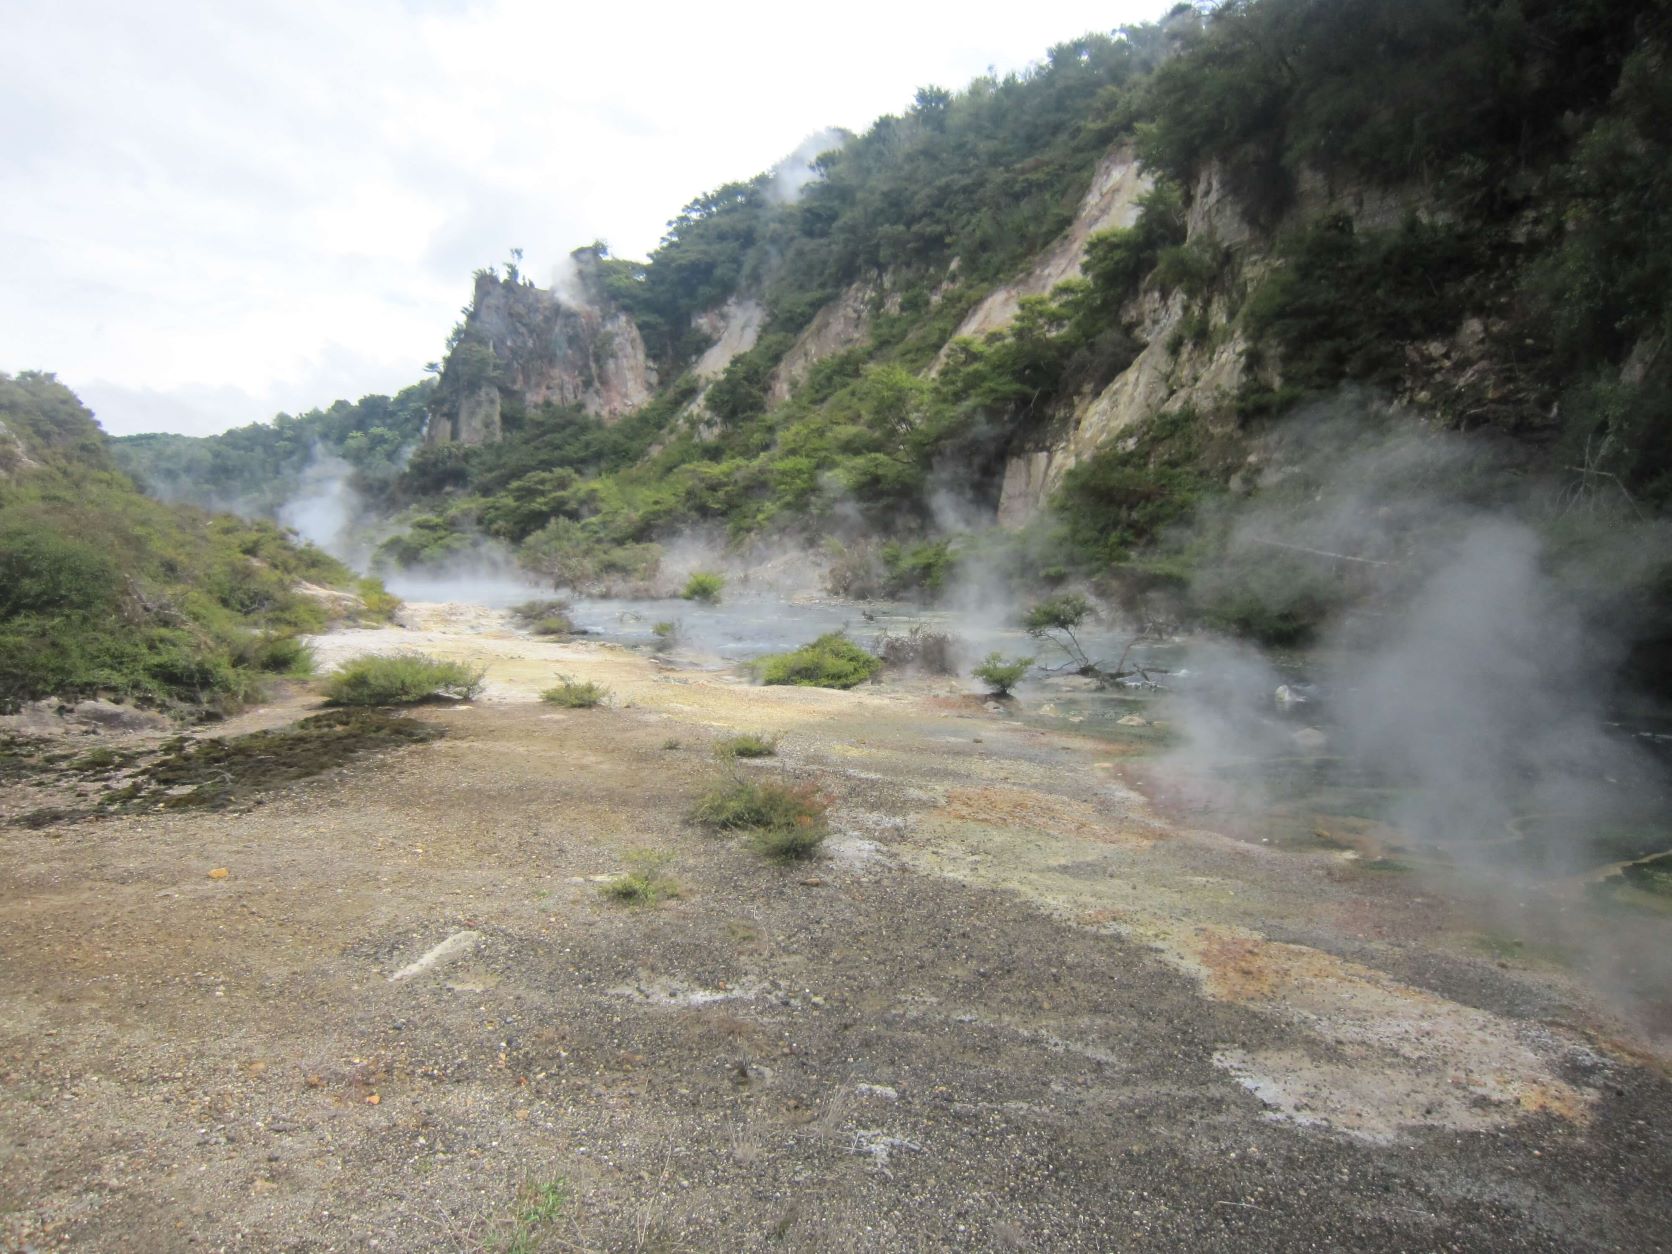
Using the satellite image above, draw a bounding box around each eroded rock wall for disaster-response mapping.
[426,261,656,445]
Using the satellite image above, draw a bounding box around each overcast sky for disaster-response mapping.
[1,0,1171,436]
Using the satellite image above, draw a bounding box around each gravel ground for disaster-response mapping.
[2,607,1669,1251]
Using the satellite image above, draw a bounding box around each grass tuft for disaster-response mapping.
[716,732,776,759]
[600,850,681,905]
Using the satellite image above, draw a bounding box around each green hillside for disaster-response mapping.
[101,0,1672,653]
[0,371,383,711]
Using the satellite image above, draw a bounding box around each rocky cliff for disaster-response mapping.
[425,252,656,446]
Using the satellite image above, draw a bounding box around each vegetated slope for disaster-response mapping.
[0,371,375,711]
[369,1,1668,617]
[112,381,433,517]
[121,3,1671,653]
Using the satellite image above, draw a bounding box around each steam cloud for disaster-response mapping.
[277,449,363,563]
[769,128,850,204]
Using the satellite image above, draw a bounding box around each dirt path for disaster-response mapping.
[2,605,1669,1251]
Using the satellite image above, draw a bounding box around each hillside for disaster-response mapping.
[112,0,1671,662]
[0,371,388,711]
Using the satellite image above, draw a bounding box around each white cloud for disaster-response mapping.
[1,0,1169,435]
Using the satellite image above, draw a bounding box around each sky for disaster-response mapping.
[1,0,1173,437]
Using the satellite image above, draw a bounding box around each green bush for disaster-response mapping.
[252,633,315,676]
[356,578,400,622]
[0,529,120,618]
[880,539,954,599]
[716,732,776,759]
[540,675,608,708]
[681,571,725,603]
[323,654,486,705]
[755,632,883,689]
[972,652,1034,697]
[692,776,829,861]
[1023,593,1092,634]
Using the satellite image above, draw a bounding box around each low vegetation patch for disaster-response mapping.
[102,709,444,813]
[715,732,776,759]
[692,775,829,861]
[540,676,608,708]
[323,653,486,706]
[755,632,882,689]
[681,571,725,604]
[495,1176,570,1254]
[600,850,681,905]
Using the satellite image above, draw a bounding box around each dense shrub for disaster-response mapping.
[540,676,608,708]
[681,571,725,603]
[973,652,1034,697]
[755,632,882,689]
[691,776,829,861]
[323,654,486,705]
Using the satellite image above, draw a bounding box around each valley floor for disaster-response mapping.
[2,607,1669,1251]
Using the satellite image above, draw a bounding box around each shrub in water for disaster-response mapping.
[755,632,882,689]
[681,571,725,604]
[875,624,957,675]
[972,652,1034,697]
[540,675,608,708]
[511,599,575,636]
[324,653,485,705]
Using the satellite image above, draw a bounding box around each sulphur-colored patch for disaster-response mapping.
[934,786,1153,847]
[1159,923,1595,1140]
[902,809,1600,1145]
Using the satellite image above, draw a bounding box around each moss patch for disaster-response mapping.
[105,710,443,813]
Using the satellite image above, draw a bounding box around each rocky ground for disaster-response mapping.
[2,605,1669,1252]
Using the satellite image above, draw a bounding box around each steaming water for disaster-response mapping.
[385,571,1671,900]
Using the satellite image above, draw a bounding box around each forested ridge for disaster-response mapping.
[99,0,1672,654]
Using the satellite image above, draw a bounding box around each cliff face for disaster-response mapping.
[987,158,1443,524]
[425,257,656,446]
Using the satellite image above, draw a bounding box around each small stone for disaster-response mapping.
[1117,714,1148,727]
[207,867,229,880]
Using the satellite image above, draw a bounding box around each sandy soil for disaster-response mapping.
[2,604,1669,1251]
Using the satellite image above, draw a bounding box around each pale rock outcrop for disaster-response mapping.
[0,417,39,477]
[426,258,655,446]
[939,146,1152,360]
[768,277,889,404]
[692,298,765,380]
[992,157,1432,525]
[996,285,1251,526]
